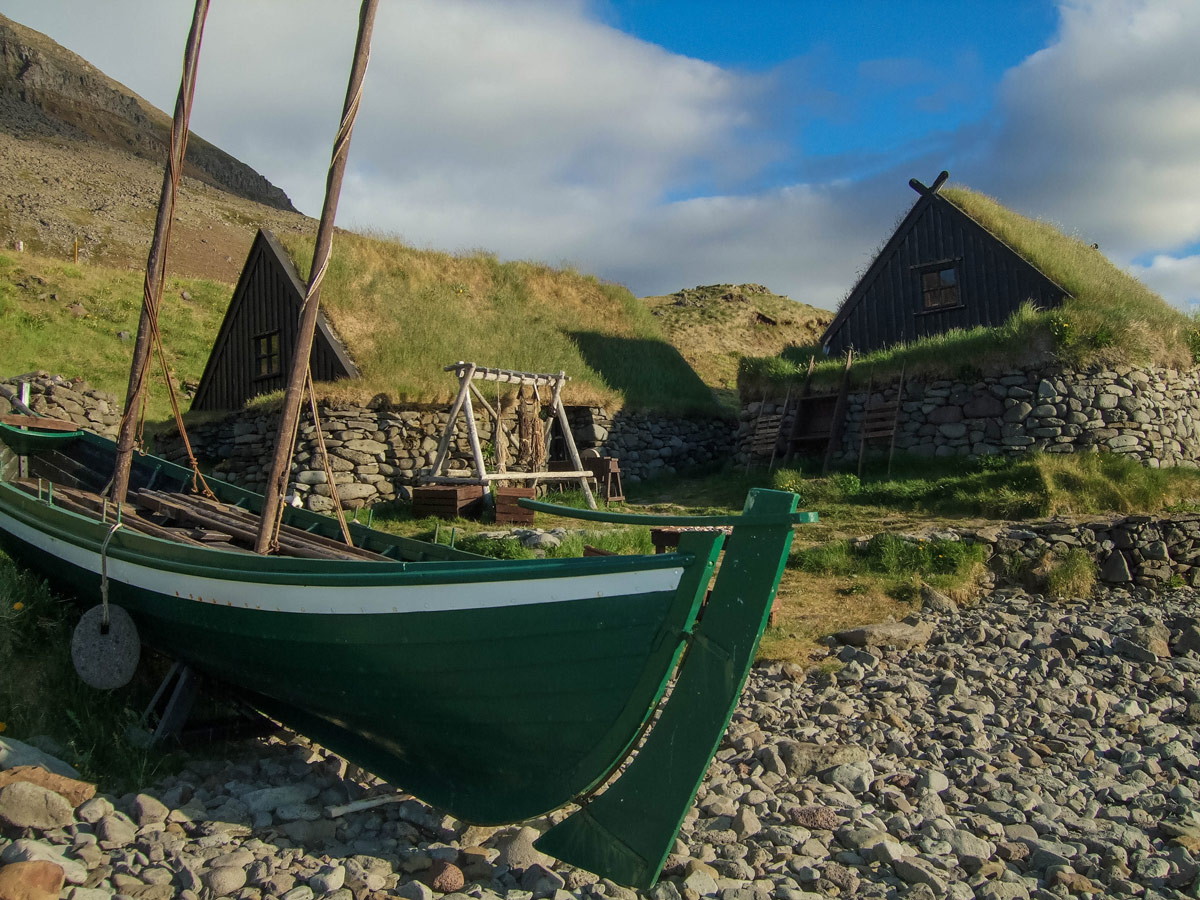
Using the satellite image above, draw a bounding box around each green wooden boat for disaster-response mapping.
[0,423,812,887]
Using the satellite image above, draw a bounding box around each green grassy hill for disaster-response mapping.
[282,231,717,412]
[641,283,831,408]
[0,251,230,420]
[0,233,721,420]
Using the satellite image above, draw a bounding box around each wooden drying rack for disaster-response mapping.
[423,362,598,510]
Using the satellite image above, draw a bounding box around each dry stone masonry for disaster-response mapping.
[0,372,119,438]
[161,404,733,512]
[740,364,1200,468]
[0,371,733,511]
[929,514,1200,592]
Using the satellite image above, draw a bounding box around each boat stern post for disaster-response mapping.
[534,487,804,888]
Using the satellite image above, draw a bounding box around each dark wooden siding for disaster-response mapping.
[822,194,1068,356]
[192,230,358,411]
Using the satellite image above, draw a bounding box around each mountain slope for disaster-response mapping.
[0,13,310,283]
[0,13,293,211]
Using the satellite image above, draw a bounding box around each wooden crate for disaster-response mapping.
[494,486,536,525]
[412,484,485,520]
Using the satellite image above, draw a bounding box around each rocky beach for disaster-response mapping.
[2,582,1199,900]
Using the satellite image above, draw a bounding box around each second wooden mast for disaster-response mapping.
[254,0,379,553]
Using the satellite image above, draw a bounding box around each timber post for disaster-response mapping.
[255,0,379,553]
[109,0,209,506]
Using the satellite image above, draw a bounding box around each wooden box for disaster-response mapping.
[494,486,536,525]
[412,484,485,520]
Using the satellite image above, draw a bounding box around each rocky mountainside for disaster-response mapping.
[0,13,310,282]
[0,13,293,212]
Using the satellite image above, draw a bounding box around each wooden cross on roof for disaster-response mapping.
[909,169,950,197]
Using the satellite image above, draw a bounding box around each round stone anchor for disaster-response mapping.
[71,604,140,690]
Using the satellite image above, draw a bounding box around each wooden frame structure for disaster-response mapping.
[424,362,597,510]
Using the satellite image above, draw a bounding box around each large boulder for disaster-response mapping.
[0,739,80,780]
[834,621,933,650]
[0,782,75,831]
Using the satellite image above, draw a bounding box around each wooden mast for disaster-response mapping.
[109,0,209,505]
[255,0,379,553]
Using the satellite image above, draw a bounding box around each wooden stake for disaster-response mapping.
[550,372,597,510]
[429,363,475,477]
[822,348,854,475]
[74,238,79,265]
[110,0,209,506]
[256,0,379,553]
[461,384,488,481]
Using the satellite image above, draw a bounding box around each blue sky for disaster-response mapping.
[598,0,1059,179]
[4,0,1198,309]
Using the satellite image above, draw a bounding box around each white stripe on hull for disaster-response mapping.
[0,508,684,615]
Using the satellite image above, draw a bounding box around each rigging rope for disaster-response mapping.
[99,521,124,634]
[307,369,354,546]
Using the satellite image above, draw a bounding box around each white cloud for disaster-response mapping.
[4,0,1199,314]
[1129,254,1200,307]
[960,0,1200,262]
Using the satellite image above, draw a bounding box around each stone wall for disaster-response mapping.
[160,403,734,512]
[0,372,120,437]
[565,406,734,481]
[932,513,1200,593]
[739,364,1200,468]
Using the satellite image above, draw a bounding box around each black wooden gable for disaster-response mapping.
[820,172,1070,356]
[191,229,359,411]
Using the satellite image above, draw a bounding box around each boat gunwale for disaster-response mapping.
[0,480,696,588]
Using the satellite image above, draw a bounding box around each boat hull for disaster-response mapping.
[0,432,720,824]
[0,427,808,887]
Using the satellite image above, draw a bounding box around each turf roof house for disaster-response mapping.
[192,229,358,411]
[820,171,1070,356]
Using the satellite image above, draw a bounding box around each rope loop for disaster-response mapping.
[99,521,124,635]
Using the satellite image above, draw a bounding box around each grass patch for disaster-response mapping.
[792,533,984,581]
[771,451,1200,522]
[457,526,653,559]
[0,552,179,790]
[0,250,231,422]
[282,232,719,413]
[1044,547,1098,600]
[788,532,985,615]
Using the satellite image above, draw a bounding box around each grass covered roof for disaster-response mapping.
[741,184,1195,396]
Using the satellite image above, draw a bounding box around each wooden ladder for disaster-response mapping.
[856,364,905,478]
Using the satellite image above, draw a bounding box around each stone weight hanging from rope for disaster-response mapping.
[71,605,140,690]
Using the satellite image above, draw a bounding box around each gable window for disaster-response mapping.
[253,331,281,379]
[920,265,960,310]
